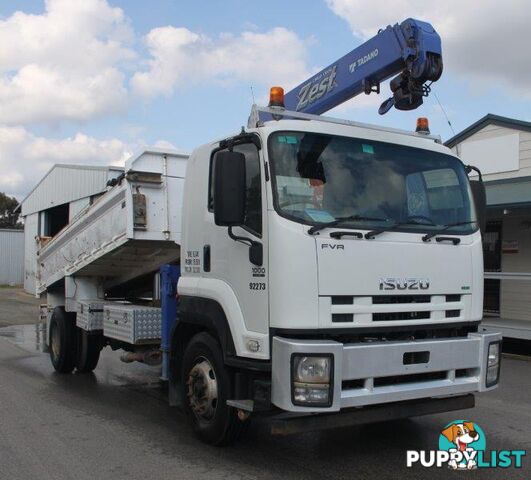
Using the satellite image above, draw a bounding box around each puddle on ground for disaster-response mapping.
[0,322,48,353]
[0,322,166,395]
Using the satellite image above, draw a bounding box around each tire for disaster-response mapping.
[76,328,101,373]
[181,332,247,446]
[49,307,77,373]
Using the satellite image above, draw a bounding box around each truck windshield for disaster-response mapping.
[268,131,477,235]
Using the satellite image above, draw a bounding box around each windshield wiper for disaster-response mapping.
[307,214,388,235]
[365,218,435,239]
[422,221,478,242]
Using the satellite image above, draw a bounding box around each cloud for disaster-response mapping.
[0,126,131,198]
[132,26,311,97]
[328,88,385,115]
[325,0,531,97]
[153,139,180,151]
[0,65,128,125]
[0,2,315,200]
[0,0,134,125]
[0,1,314,121]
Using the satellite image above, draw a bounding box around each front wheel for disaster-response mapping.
[181,332,247,446]
[49,307,77,373]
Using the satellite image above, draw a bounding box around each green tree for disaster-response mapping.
[0,192,21,228]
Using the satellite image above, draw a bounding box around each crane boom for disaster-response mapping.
[281,18,442,116]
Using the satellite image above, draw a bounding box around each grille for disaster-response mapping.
[332,313,354,323]
[373,295,431,304]
[326,293,466,324]
[331,296,354,305]
[341,366,478,392]
[342,379,365,389]
[374,371,447,387]
[373,311,431,321]
[342,371,450,390]
[446,294,461,302]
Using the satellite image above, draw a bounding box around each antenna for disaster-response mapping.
[250,85,256,104]
[434,92,455,136]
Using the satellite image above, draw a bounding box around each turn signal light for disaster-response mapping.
[416,117,430,134]
[269,86,285,108]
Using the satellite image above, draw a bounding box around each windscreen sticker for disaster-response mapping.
[305,209,335,222]
[277,135,287,143]
[362,143,374,154]
[286,135,298,144]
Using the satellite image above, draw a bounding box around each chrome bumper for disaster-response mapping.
[271,330,502,413]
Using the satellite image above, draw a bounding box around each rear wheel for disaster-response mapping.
[49,307,77,373]
[181,332,247,446]
[76,328,101,373]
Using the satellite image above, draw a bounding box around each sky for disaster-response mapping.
[1,0,530,200]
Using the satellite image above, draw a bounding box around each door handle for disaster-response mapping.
[203,245,211,272]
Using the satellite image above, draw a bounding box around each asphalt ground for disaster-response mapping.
[0,287,41,328]
[0,288,529,480]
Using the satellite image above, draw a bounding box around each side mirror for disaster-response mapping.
[213,151,246,226]
[470,179,486,235]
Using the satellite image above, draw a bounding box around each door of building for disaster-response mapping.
[483,221,502,314]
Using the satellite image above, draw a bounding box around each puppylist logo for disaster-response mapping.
[407,420,526,470]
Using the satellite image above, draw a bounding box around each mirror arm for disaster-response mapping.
[219,131,262,151]
[465,164,483,182]
[228,226,254,247]
[228,227,263,266]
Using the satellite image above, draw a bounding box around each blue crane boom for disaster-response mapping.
[281,18,442,116]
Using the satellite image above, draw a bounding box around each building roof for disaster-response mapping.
[124,146,189,171]
[19,164,123,208]
[445,114,531,148]
[18,164,124,216]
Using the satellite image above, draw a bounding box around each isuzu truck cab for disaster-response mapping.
[172,110,500,443]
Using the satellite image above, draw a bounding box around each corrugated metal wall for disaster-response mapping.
[20,165,123,293]
[21,165,122,216]
[0,229,24,285]
[69,197,91,221]
[24,213,38,293]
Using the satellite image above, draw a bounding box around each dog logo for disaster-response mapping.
[439,420,485,470]
[407,419,525,469]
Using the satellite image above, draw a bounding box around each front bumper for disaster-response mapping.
[271,394,475,436]
[271,330,501,413]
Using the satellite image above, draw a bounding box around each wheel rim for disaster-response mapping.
[51,322,60,359]
[186,357,218,422]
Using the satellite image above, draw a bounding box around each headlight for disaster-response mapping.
[488,342,500,367]
[291,354,333,407]
[486,341,501,387]
[293,356,331,383]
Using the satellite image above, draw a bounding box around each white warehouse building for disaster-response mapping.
[19,164,123,294]
[446,114,531,340]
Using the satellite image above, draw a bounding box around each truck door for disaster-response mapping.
[204,140,269,341]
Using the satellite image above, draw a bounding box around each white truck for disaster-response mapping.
[37,18,501,446]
